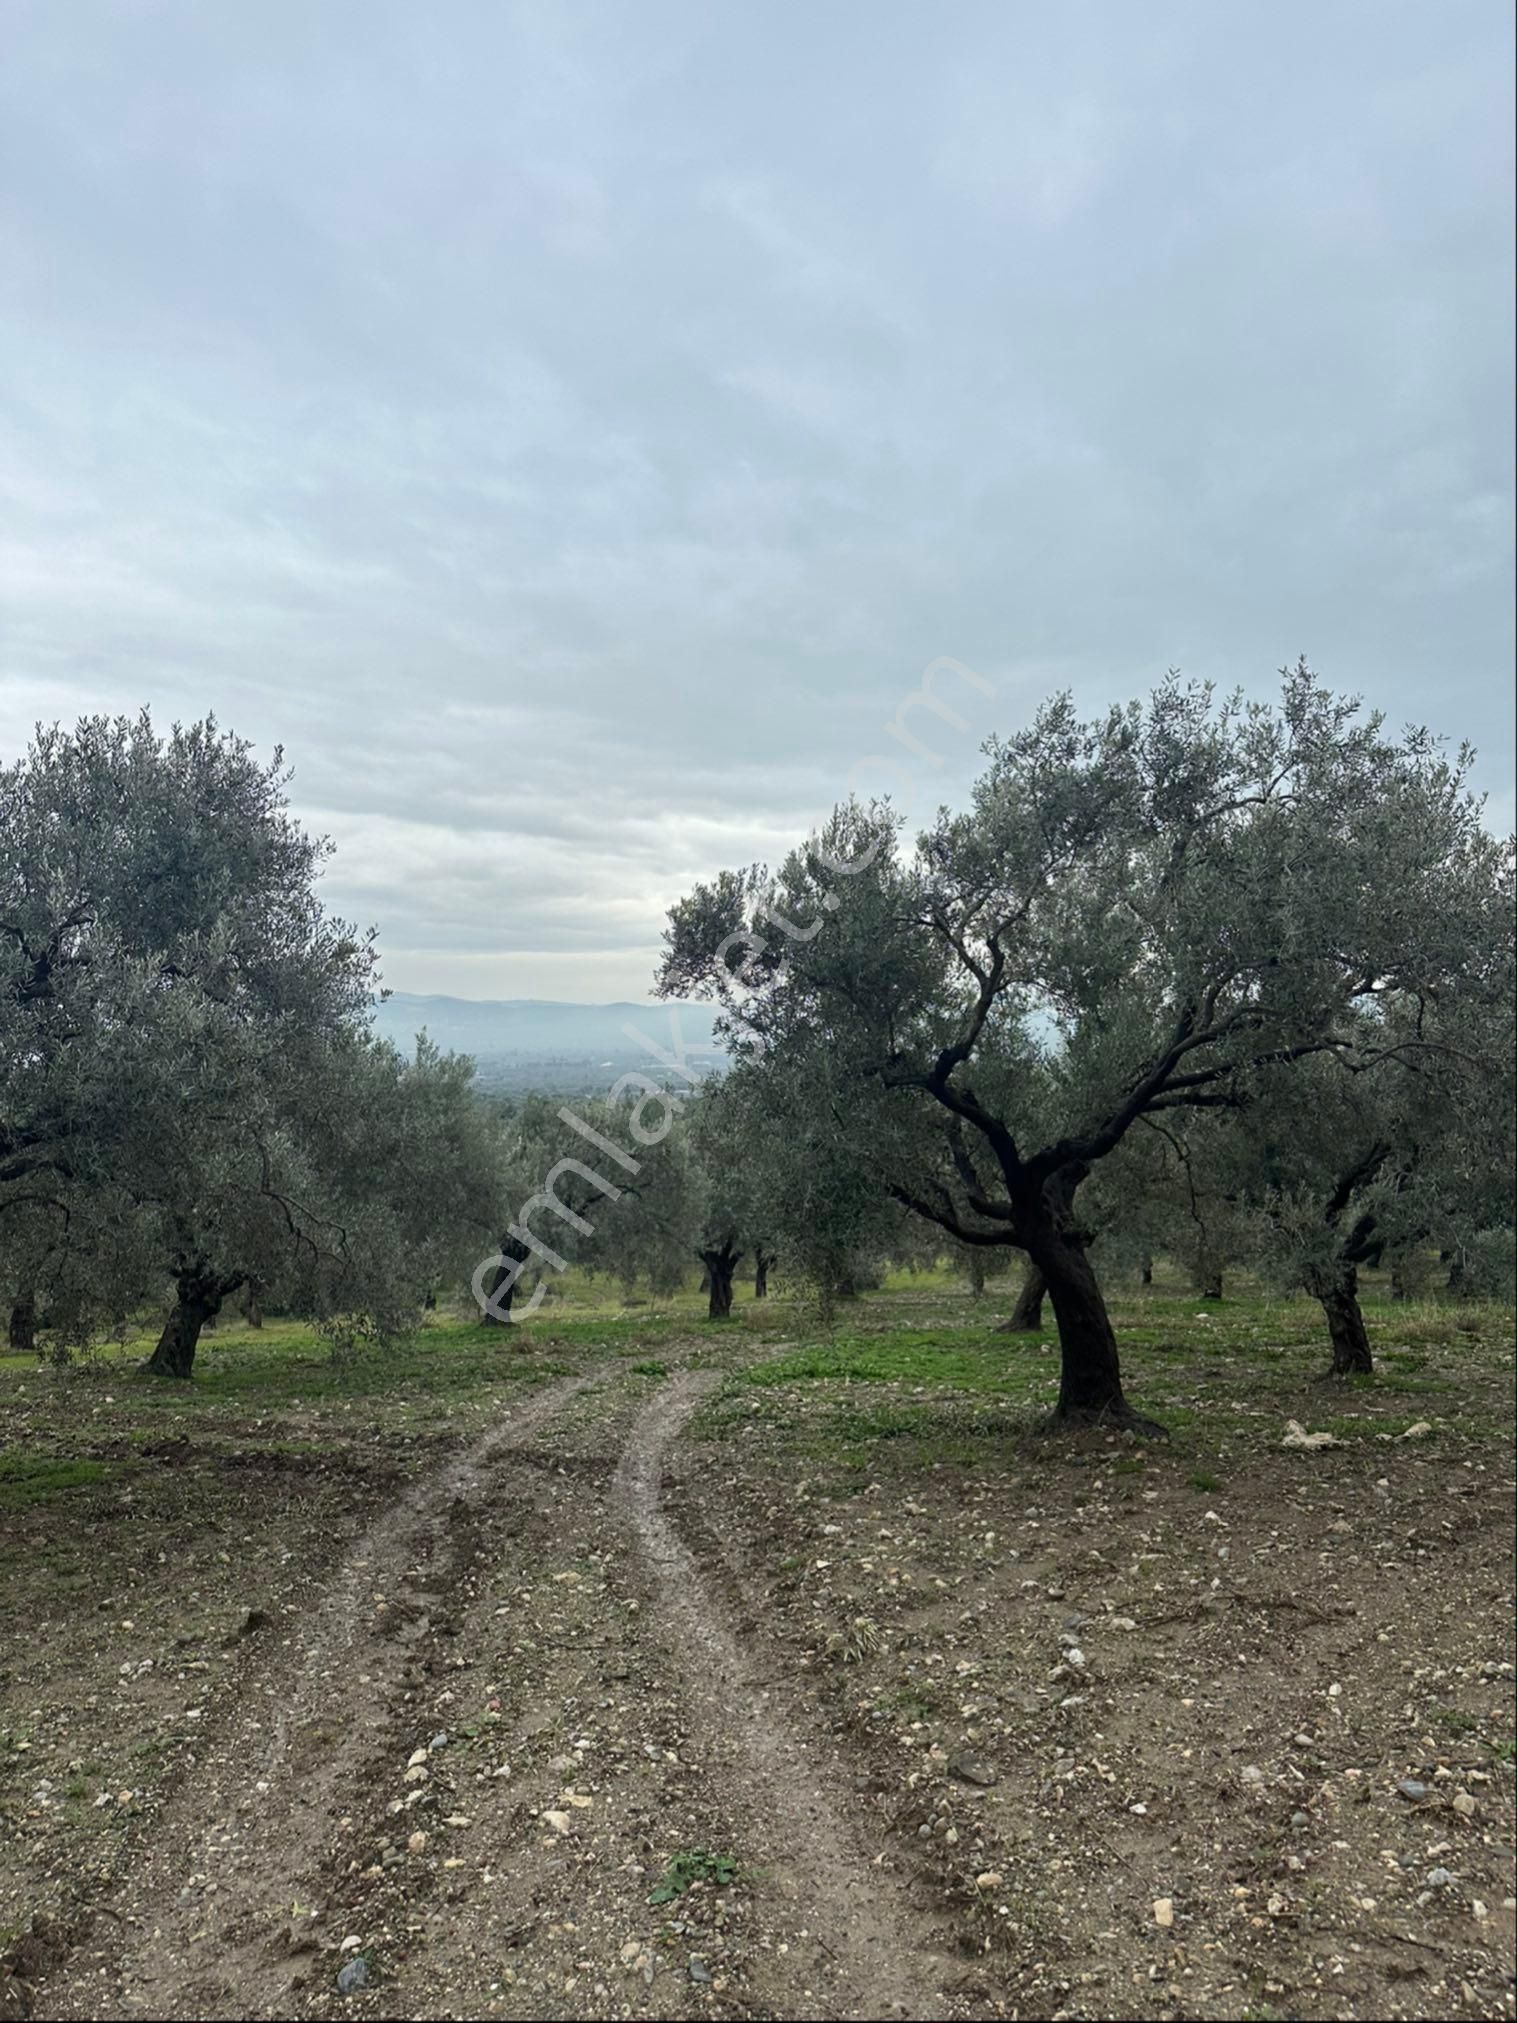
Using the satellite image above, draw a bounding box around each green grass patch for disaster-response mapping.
[736,1329,1040,1394]
[707,1387,1051,1478]
[2,1314,577,1417]
[0,1454,115,1507]
[693,1286,1513,1485]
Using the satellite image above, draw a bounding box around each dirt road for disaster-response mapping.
[32,1362,952,2021]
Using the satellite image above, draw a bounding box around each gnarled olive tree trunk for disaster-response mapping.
[997,1261,1046,1333]
[700,1241,743,1320]
[1023,1223,1129,1419]
[8,1292,38,1355]
[482,1261,514,1323]
[1309,1265,1374,1376]
[1015,1171,1156,1429]
[147,1268,242,1379]
[754,1249,774,1300]
[1191,1259,1224,1300]
[481,1235,533,1327]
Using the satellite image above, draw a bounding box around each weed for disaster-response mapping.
[1430,1707,1478,1735]
[648,1850,740,1905]
[876,1683,939,1720]
[823,1615,884,1664]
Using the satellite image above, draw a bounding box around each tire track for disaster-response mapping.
[613,1371,946,2022]
[256,1374,593,1783]
[40,1375,590,2022]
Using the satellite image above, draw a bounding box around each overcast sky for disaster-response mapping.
[2,1,1512,1001]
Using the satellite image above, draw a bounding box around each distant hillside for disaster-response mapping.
[370,993,725,1093]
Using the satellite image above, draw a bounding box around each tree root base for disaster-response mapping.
[1043,1403,1170,1440]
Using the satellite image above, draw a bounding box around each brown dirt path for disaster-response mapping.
[30,1361,954,2021]
[37,1376,590,2022]
[612,1372,948,2021]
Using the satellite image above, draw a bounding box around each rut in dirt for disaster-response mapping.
[254,1374,593,1787]
[37,1374,590,2023]
[614,1370,946,2023]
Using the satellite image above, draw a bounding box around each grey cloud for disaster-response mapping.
[1,0,1510,999]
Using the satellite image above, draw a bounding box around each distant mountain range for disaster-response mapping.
[370,993,725,1092]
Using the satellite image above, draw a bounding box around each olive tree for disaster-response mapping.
[0,712,496,1374]
[1091,1111,1255,1302]
[680,1082,773,1319]
[476,1090,696,1323]
[1239,997,1516,1374]
[658,666,1511,1428]
[131,1027,498,1375]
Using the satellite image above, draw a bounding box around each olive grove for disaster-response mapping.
[5,681,1511,1406]
[657,667,1515,1426]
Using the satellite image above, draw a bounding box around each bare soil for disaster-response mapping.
[1,1301,1513,2022]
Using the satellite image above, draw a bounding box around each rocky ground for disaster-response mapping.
[1,1288,1513,2021]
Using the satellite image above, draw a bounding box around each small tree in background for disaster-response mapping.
[691,1055,904,1319]
[1239,996,1515,1375]
[477,1090,696,1324]
[683,1083,770,1319]
[1092,1111,1255,1302]
[999,1260,1047,1333]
